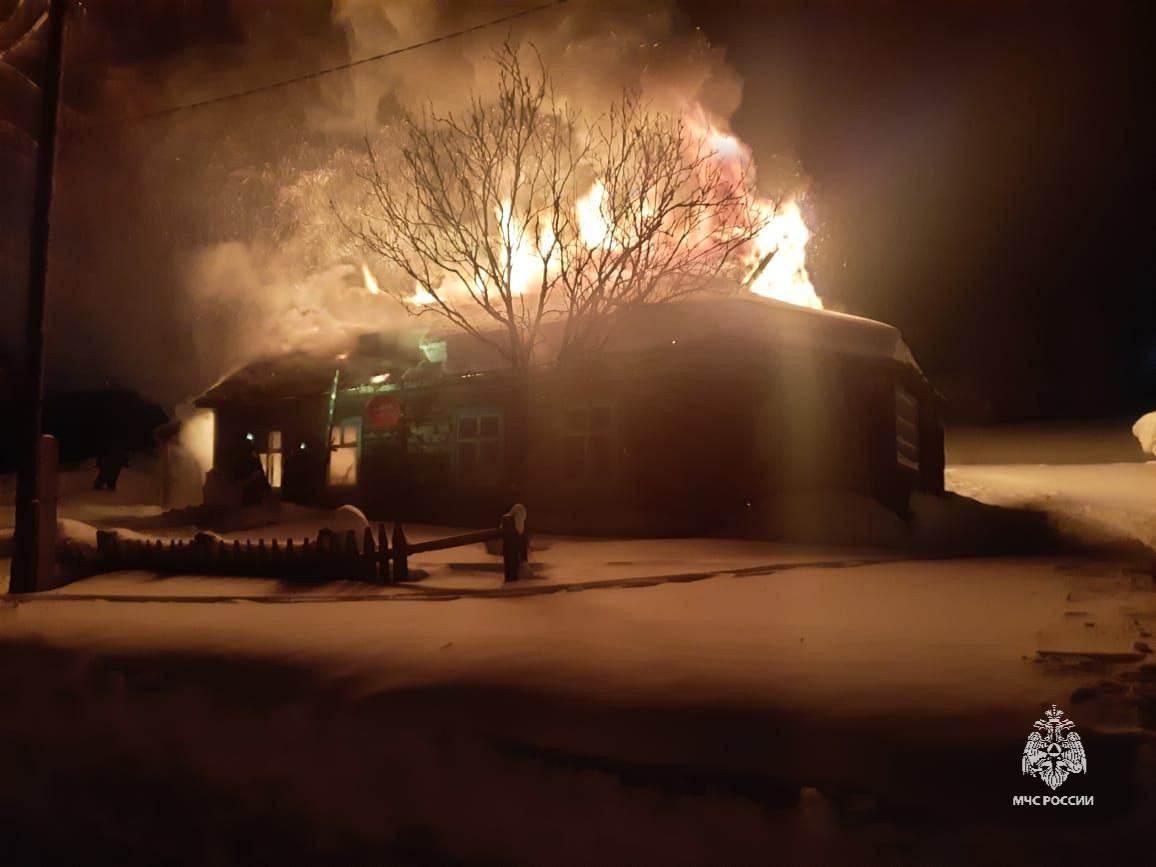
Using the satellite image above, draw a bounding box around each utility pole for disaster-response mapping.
[10,0,68,594]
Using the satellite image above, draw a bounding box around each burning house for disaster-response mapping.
[148,40,949,538]
[189,295,943,536]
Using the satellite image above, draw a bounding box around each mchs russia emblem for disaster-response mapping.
[1022,705,1087,791]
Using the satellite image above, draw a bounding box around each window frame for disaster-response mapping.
[452,408,504,486]
[327,416,363,487]
[561,403,616,487]
[259,429,283,489]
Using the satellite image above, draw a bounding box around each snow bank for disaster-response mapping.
[947,462,1156,553]
[732,489,1058,556]
[214,502,370,540]
[739,491,909,548]
[1134,411,1156,456]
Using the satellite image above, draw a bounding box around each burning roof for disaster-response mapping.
[197,294,923,407]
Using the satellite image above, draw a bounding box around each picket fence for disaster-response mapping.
[79,505,530,585]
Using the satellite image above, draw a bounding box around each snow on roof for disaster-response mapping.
[438,295,923,376]
[597,296,919,369]
[199,295,923,405]
[196,333,423,406]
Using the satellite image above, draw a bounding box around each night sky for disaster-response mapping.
[2,0,1153,424]
[680,0,1155,422]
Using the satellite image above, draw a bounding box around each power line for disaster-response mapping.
[82,0,567,129]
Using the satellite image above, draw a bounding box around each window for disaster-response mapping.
[454,409,503,484]
[259,430,283,488]
[328,417,361,486]
[894,385,920,471]
[563,405,614,483]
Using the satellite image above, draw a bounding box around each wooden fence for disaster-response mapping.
[79,505,530,585]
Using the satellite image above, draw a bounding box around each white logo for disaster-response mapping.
[1021,704,1087,791]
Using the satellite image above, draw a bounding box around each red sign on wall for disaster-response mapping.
[364,395,402,430]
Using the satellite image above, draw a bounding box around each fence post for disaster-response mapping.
[342,530,357,580]
[190,533,210,574]
[302,538,314,580]
[378,524,390,584]
[284,538,296,582]
[362,527,377,583]
[392,522,408,582]
[96,529,117,571]
[501,503,528,583]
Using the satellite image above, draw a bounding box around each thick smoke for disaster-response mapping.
[36,0,795,407]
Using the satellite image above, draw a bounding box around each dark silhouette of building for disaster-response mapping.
[194,297,944,535]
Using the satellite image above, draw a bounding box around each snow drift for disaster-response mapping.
[1133,411,1156,456]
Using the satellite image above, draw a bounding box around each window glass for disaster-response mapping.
[454,409,502,484]
[328,417,361,486]
[259,430,283,489]
[267,452,282,488]
[328,446,357,486]
[562,405,615,484]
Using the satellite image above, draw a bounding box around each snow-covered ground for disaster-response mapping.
[3,553,1153,864]
[947,420,1156,553]
[949,462,1156,552]
[1,428,1154,864]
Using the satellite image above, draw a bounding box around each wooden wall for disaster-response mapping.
[206,342,943,535]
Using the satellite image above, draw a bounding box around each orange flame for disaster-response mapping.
[747,198,822,309]
[400,109,823,313]
[683,111,823,310]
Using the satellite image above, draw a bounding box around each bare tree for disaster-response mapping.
[345,43,765,370]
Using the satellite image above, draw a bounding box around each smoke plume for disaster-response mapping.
[22,0,801,407]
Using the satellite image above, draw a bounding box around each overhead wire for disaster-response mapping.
[82,0,568,129]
